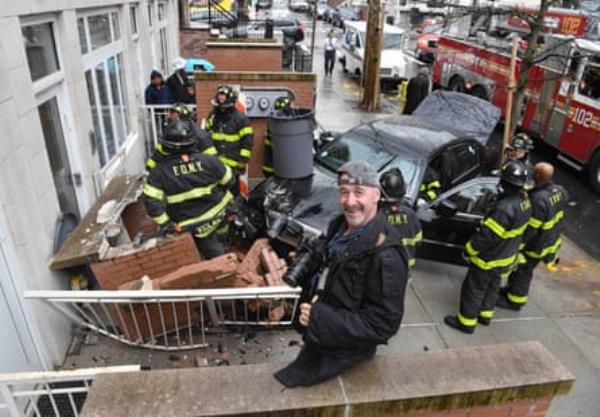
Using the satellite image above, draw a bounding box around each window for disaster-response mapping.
[148,1,154,27]
[79,10,130,167]
[77,18,88,54]
[444,181,498,216]
[578,62,600,100]
[130,5,138,35]
[442,143,480,186]
[22,22,60,82]
[158,2,165,21]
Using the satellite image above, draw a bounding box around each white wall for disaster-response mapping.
[0,0,179,369]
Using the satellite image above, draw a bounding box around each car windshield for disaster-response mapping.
[383,33,405,49]
[315,135,420,195]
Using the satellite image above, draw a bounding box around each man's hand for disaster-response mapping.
[299,295,318,327]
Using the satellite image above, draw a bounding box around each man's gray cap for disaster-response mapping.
[338,161,379,188]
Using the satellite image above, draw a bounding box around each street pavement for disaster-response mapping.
[64,7,600,416]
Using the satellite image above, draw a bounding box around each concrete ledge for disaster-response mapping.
[81,341,574,417]
[207,39,281,46]
[194,71,316,81]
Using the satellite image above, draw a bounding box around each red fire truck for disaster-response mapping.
[494,7,589,37]
[432,33,600,193]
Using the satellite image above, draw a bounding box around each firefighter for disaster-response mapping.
[380,168,422,269]
[418,167,441,203]
[146,104,217,170]
[444,159,532,334]
[506,132,534,189]
[262,96,296,177]
[497,162,568,311]
[143,120,234,259]
[205,85,254,196]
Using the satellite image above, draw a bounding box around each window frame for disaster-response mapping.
[21,15,65,94]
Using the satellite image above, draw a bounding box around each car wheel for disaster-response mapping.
[588,151,600,194]
[470,85,488,101]
[449,76,466,93]
[341,57,347,73]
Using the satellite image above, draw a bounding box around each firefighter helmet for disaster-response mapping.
[508,133,534,151]
[380,168,407,202]
[169,103,193,121]
[161,120,195,151]
[274,96,292,110]
[211,84,236,109]
[500,159,529,188]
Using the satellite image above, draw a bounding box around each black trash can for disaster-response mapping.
[269,108,315,179]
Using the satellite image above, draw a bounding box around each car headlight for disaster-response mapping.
[392,66,401,77]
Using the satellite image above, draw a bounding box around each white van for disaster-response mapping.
[337,21,424,88]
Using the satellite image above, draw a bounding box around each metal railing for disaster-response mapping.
[139,104,198,158]
[24,287,301,351]
[0,366,139,417]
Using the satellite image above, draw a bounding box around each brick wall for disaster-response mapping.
[90,233,201,290]
[204,42,282,72]
[120,199,157,239]
[180,27,209,57]
[195,73,316,178]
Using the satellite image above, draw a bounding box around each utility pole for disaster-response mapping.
[360,0,384,111]
[310,0,318,72]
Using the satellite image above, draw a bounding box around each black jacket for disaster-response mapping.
[382,202,422,268]
[523,181,568,264]
[465,190,531,272]
[143,151,234,238]
[145,125,217,169]
[274,211,408,387]
[206,108,253,171]
[166,71,193,103]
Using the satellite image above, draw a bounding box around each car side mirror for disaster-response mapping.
[435,199,458,217]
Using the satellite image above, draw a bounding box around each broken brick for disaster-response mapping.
[155,253,239,290]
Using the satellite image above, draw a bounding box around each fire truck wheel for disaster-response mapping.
[470,86,488,101]
[449,76,466,93]
[589,152,600,194]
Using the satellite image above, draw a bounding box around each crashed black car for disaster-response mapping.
[240,91,502,265]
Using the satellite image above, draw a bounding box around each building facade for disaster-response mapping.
[0,0,178,371]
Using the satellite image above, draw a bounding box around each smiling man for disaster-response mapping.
[274,161,408,387]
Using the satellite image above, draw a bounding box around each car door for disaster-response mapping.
[416,177,499,265]
[439,140,483,189]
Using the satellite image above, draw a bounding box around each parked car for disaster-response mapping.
[239,91,502,266]
[338,21,424,89]
[330,6,360,28]
[256,0,273,9]
[226,17,305,42]
[308,1,332,19]
[289,0,309,12]
[322,6,335,23]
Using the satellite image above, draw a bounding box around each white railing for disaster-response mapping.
[24,287,301,351]
[0,365,139,417]
[139,104,198,158]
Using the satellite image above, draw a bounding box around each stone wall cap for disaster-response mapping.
[81,341,575,417]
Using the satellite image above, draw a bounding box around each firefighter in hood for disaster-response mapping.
[380,167,422,269]
[205,85,253,195]
[506,132,535,189]
[146,103,217,171]
[497,162,568,311]
[444,159,532,334]
[262,96,296,177]
[143,120,234,259]
[274,161,408,387]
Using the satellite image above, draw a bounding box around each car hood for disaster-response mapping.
[413,91,501,143]
[263,165,340,235]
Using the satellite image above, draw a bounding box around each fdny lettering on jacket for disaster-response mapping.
[172,161,203,176]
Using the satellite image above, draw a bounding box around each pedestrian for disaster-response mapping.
[205,84,254,196]
[380,168,422,269]
[323,29,338,76]
[184,84,196,104]
[143,120,234,259]
[505,133,535,189]
[444,159,532,334]
[497,162,568,311]
[167,57,194,103]
[403,68,430,115]
[144,70,173,104]
[274,161,408,387]
[262,96,296,177]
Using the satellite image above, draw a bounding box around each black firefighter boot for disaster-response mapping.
[444,315,475,334]
[496,293,522,311]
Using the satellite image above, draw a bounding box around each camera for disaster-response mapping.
[283,237,327,288]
